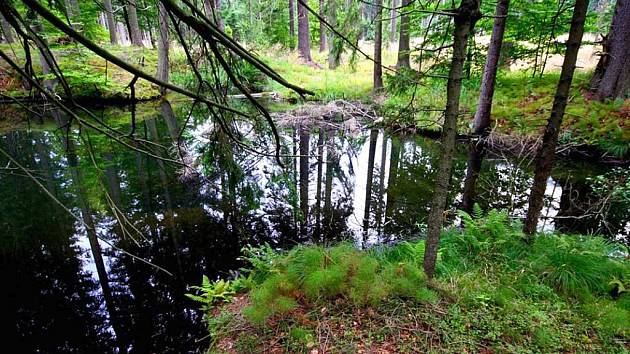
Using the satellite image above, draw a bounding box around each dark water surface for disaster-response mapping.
[1,102,628,353]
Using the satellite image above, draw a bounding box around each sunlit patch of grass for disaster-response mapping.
[261,46,399,102]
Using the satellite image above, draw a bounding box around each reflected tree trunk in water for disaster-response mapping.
[323,133,335,235]
[461,146,483,213]
[362,130,378,246]
[375,133,388,235]
[103,152,122,207]
[145,117,183,276]
[160,100,179,142]
[314,129,325,242]
[384,137,401,230]
[299,126,310,238]
[59,123,128,353]
[135,151,157,238]
[35,134,57,195]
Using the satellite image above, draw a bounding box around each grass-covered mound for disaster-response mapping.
[190,209,630,353]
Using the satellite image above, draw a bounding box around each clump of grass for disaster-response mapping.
[529,234,627,296]
[241,242,435,324]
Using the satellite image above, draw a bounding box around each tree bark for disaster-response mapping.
[289,0,296,38]
[203,0,224,30]
[126,0,144,46]
[423,0,481,279]
[156,1,169,95]
[461,0,510,213]
[297,0,313,62]
[65,0,80,29]
[590,0,630,100]
[523,0,589,235]
[396,0,411,68]
[103,0,118,44]
[319,0,326,51]
[0,13,14,43]
[373,0,383,90]
[389,0,398,44]
[327,0,339,69]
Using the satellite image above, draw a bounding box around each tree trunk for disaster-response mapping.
[0,13,14,43]
[26,9,55,92]
[103,0,118,44]
[396,0,411,68]
[289,0,296,38]
[423,0,481,279]
[590,0,630,100]
[389,0,398,44]
[319,0,326,52]
[156,1,169,95]
[203,0,224,30]
[215,0,224,30]
[461,0,510,213]
[126,0,144,46]
[523,0,589,236]
[297,0,312,62]
[327,0,339,69]
[373,0,383,90]
[65,0,80,29]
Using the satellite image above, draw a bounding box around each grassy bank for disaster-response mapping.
[189,209,630,353]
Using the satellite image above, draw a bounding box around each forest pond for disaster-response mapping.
[2,102,628,353]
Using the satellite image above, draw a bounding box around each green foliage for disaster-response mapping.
[185,276,236,313]
[241,242,435,324]
[529,235,626,296]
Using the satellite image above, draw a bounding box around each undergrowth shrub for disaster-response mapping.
[529,234,627,296]
[242,243,435,324]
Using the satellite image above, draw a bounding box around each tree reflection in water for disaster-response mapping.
[1,102,626,352]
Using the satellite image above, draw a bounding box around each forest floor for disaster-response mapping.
[0,43,628,157]
[197,212,630,353]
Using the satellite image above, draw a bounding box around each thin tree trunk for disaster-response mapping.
[389,0,398,44]
[297,0,313,62]
[423,0,481,279]
[65,0,80,29]
[126,0,144,46]
[461,0,510,213]
[319,0,326,51]
[327,0,339,69]
[215,0,224,30]
[374,0,384,90]
[396,0,411,68]
[590,0,630,100]
[289,0,296,39]
[0,13,14,43]
[156,2,169,95]
[203,0,224,30]
[523,0,589,235]
[26,9,55,92]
